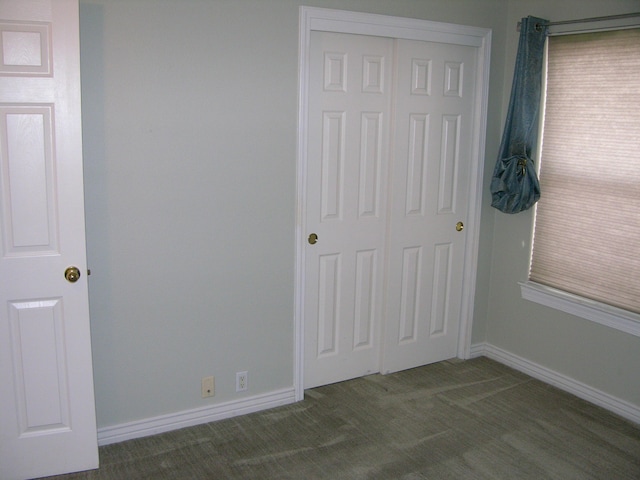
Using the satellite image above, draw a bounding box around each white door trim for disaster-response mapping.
[294,6,492,401]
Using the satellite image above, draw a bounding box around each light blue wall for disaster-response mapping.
[78,0,640,430]
[485,0,640,406]
[79,0,508,428]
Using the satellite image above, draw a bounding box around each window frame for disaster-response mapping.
[520,17,640,338]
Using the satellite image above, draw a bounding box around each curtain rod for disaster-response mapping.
[517,12,640,31]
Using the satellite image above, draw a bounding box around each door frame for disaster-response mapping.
[294,6,492,400]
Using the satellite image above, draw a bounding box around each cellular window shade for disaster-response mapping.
[530,28,640,315]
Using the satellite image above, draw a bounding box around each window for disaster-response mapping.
[522,27,640,335]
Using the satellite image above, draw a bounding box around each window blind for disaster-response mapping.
[530,28,640,314]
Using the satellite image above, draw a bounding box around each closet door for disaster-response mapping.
[382,39,477,374]
[304,32,393,388]
[303,31,479,388]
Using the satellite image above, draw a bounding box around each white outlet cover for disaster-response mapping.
[236,371,248,392]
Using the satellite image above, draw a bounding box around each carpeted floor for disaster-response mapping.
[44,357,640,479]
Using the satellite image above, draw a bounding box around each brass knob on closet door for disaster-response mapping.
[456,222,464,232]
[308,233,318,245]
[64,266,81,283]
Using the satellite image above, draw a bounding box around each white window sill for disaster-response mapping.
[519,281,640,338]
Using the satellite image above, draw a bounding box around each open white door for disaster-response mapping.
[0,1,99,478]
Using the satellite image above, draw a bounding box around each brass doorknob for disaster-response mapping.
[308,233,318,245]
[455,221,464,232]
[64,266,81,283]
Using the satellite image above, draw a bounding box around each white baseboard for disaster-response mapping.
[97,387,297,446]
[97,346,640,446]
[470,342,640,425]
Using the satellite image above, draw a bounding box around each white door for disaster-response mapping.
[304,32,478,388]
[382,39,476,374]
[0,1,99,479]
[304,32,393,388]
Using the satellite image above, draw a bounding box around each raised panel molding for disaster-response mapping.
[320,111,345,221]
[411,58,431,95]
[406,114,429,216]
[353,249,377,350]
[323,52,346,92]
[362,55,384,93]
[0,22,52,76]
[9,298,70,436]
[0,105,58,257]
[438,114,460,214]
[358,112,382,218]
[317,253,341,357]
[430,243,452,336]
[444,61,463,97]
[398,246,422,344]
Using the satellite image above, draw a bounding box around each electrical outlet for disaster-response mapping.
[201,376,214,398]
[236,371,248,392]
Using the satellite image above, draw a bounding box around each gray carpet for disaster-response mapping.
[45,357,640,479]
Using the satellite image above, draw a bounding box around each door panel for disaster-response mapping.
[1,106,59,255]
[304,32,393,388]
[382,39,477,374]
[0,1,99,478]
